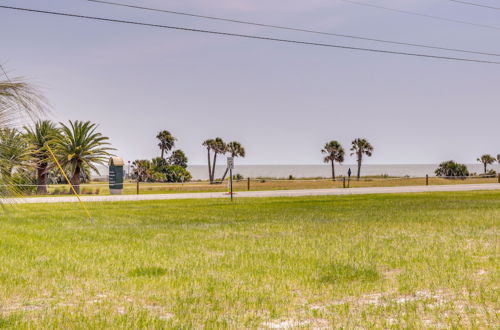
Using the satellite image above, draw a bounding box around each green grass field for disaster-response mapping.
[1,191,498,328]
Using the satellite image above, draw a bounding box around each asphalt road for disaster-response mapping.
[3,183,499,204]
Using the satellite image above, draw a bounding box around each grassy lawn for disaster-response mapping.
[0,191,498,328]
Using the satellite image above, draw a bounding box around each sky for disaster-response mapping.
[1,0,499,165]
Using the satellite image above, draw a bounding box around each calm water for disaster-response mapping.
[94,164,496,180]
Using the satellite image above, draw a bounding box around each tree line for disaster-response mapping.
[130,130,191,183]
[0,119,112,194]
[2,72,498,195]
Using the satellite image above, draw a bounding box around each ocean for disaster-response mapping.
[186,164,495,180]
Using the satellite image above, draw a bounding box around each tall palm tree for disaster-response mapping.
[202,137,226,183]
[350,138,374,180]
[202,139,215,182]
[322,141,345,181]
[477,154,495,174]
[23,120,60,194]
[55,120,114,193]
[220,141,245,181]
[210,137,226,182]
[156,130,176,159]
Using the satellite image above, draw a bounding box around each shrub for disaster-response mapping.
[435,161,469,178]
[164,165,192,183]
[480,169,497,177]
[150,172,167,182]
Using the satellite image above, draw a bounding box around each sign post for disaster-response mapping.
[227,157,234,201]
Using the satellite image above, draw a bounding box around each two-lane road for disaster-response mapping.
[3,183,499,204]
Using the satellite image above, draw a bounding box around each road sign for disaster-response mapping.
[227,157,234,169]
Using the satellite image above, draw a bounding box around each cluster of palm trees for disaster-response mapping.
[0,120,113,194]
[322,138,374,181]
[130,130,191,182]
[202,138,245,183]
[477,154,499,174]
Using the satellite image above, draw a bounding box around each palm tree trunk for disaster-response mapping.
[331,160,336,181]
[161,148,165,160]
[207,149,212,182]
[71,165,81,194]
[484,163,487,174]
[211,153,218,182]
[357,155,362,180]
[221,167,229,182]
[36,164,47,195]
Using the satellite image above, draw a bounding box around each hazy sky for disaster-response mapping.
[1,0,499,165]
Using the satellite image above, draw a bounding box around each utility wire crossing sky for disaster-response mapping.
[87,0,500,57]
[0,5,499,65]
[1,0,499,165]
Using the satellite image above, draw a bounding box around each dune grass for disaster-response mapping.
[0,191,498,328]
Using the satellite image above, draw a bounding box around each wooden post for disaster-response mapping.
[426,174,429,186]
[247,177,250,191]
[343,177,346,189]
[230,169,233,201]
[136,181,139,195]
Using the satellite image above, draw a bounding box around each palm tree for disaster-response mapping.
[55,120,114,193]
[0,77,45,127]
[0,65,47,195]
[0,127,30,177]
[202,137,226,183]
[23,120,60,194]
[168,149,188,168]
[220,141,245,181]
[156,130,176,159]
[210,137,226,182]
[350,138,374,180]
[202,139,215,182]
[322,141,345,181]
[131,159,152,182]
[477,154,495,174]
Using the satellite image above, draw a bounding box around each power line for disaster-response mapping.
[337,0,500,30]
[0,5,499,65]
[87,0,500,57]
[447,0,500,10]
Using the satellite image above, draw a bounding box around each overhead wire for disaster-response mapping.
[0,5,499,65]
[86,0,500,57]
[447,0,500,11]
[337,0,500,30]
